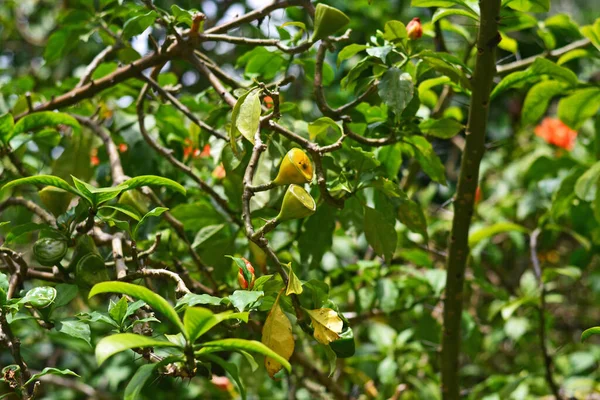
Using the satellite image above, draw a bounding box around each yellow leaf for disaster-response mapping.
[261,292,294,378]
[306,308,343,345]
[283,262,303,296]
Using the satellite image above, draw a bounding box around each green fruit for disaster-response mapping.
[311,4,350,41]
[275,184,316,222]
[330,326,355,358]
[33,237,68,266]
[39,187,73,217]
[75,253,110,289]
[21,286,57,309]
[68,235,98,271]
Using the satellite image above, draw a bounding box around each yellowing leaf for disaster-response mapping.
[306,308,343,345]
[283,263,303,296]
[261,292,294,378]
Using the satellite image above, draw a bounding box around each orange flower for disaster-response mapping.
[118,143,128,153]
[200,144,211,157]
[534,117,577,150]
[212,163,226,179]
[90,148,99,166]
[475,186,482,204]
[211,375,233,391]
[407,17,423,40]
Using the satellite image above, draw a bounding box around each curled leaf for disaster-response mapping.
[306,308,343,345]
[262,292,294,378]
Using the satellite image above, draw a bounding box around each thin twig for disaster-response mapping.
[530,228,563,400]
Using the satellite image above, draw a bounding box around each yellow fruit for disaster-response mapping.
[273,148,313,185]
[276,184,316,222]
[39,187,73,217]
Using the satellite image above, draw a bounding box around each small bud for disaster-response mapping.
[264,95,274,109]
[237,258,256,289]
[474,186,482,204]
[118,143,128,153]
[406,17,423,40]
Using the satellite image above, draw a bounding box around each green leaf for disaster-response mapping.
[1,175,80,197]
[308,117,342,141]
[337,44,367,67]
[521,81,568,126]
[581,19,600,50]
[503,0,550,13]
[236,89,261,144]
[184,307,249,343]
[54,319,91,346]
[492,58,578,100]
[382,21,407,42]
[122,11,158,40]
[468,222,529,247]
[24,367,80,386]
[170,5,196,28]
[557,88,600,130]
[71,176,126,206]
[228,290,264,312]
[419,118,464,139]
[89,282,186,337]
[364,206,397,262]
[192,224,225,248]
[124,364,159,400]
[311,3,350,41]
[405,136,447,185]
[0,113,14,144]
[11,111,80,141]
[95,333,179,366]
[432,8,478,24]
[397,198,428,239]
[378,68,414,115]
[581,327,600,342]
[109,296,129,326]
[175,293,227,310]
[122,175,186,196]
[133,207,169,239]
[574,161,600,202]
[412,0,470,6]
[0,273,9,305]
[196,339,292,373]
[99,205,141,221]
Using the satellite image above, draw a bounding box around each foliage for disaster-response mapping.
[0,0,599,399]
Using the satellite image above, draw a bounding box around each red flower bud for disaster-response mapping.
[264,95,274,109]
[407,17,423,40]
[211,375,233,391]
[200,144,211,157]
[118,143,128,153]
[534,117,577,151]
[237,258,256,289]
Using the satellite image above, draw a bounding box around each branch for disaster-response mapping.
[200,33,313,54]
[74,115,127,184]
[441,1,501,399]
[76,45,117,88]
[0,197,56,228]
[14,45,178,120]
[136,81,241,226]
[120,268,191,296]
[530,228,563,400]
[496,38,591,76]
[140,74,228,141]
[291,352,346,400]
[204,0,304,34]
[0,310,33,397]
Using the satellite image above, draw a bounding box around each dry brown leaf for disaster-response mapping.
[261,292,294,378]
[306,308,343,345]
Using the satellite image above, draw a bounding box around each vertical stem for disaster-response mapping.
[441,1,501,398]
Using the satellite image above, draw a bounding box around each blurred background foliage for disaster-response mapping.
[0,0,600,399]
